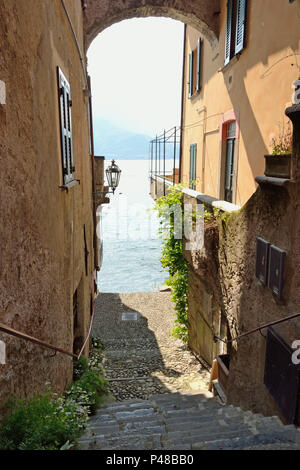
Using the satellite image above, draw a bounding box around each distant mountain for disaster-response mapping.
[93,118,152,160]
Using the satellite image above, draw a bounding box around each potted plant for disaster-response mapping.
[264,121,292,179]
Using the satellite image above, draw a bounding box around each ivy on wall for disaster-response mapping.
[154,185,189,342]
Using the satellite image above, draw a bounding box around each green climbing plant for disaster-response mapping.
[154,185,189,342]
[154,186,225,342]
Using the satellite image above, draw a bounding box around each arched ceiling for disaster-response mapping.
[83,0,220,51]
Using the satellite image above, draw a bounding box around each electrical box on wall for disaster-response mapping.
[255,238,286,299]
[268,245,286,299]
[0,341,6,364]
[255,237,270,285]
[0,81,6,105]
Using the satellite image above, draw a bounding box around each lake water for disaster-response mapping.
[97,160,174,293]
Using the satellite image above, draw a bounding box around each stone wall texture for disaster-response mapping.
[0,0,96,412]
[186,172,300,419]
[83,0,220,50]
[221,180,300,418]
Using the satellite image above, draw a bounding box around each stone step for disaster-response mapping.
[162,424,258,445]
[149,391,213,401]
[99,399,152,411]
[165,416,248,433]
[79,433,163,451]
[244,442,300,450]
[192,431,297,450]
[77,390,299,451]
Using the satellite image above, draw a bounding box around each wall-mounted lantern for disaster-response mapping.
[105,160,121,195]
[93,159,121,197]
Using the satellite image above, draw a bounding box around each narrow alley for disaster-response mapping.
[1,0,300,455]
[91,292,210,400]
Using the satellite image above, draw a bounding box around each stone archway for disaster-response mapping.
[83,0,220,51]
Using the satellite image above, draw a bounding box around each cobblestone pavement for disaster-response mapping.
[92,292,210,401]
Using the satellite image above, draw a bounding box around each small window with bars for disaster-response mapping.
[57,67,75,185]
[224,0,248,66]
[188,38,203,99]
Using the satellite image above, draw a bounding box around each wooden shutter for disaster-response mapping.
[235,0,247,55]
[196,38,202,93]
[57,67,74,184]
[188,51,194,98]
[190,144,197,189]
[224,0,234,66]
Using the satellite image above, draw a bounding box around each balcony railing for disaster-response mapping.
[149,126,181,196]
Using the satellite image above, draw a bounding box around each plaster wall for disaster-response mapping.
[181,0,300,206]
[0,0,95,409]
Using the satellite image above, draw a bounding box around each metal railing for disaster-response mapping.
[0,307,96,361]
[213,312,300,344]
[149,126,181,196]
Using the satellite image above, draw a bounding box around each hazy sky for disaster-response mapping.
[87,18,184,137]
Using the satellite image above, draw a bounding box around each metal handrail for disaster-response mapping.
[0,306,96,361]
[214,312,300,344]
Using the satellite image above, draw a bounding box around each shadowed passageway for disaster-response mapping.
[92,292,210,400]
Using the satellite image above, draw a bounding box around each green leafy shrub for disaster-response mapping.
[0,338,108,450]
[154,188,223,342]
[73,355,89,381]
[154,185,189,341]
[66,369,108,416]
[0,392,88,450]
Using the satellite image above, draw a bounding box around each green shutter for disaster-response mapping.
[196,38,202,92]
[224,139,235,203]
[235,0,247,55]
[224,0,233,66]
[188,51,194,98]
[190,144,197,189]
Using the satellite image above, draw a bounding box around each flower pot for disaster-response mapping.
[264,154,291,179]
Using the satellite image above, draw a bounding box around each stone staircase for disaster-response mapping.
[76,390,300,450]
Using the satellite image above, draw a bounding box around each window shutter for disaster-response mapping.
[235,0,247,55]
[225,143,234,191]
[196,38,202,92]
[57,67,74,184]
[190,144,197,189]
[188,51,194,98]
[189,145,193,184]
[224,0,233,66]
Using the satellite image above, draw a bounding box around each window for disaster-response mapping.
[224,122,236,203]
[189,144,197,190]
[188,38,203,98]
[224,0,248,66]
[57,67,75,185]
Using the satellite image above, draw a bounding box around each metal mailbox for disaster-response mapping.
[255,237,270,285]
[268,245,286,299]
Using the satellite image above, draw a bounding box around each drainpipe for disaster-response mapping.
[88,76,99,273]
[179,24,187,183]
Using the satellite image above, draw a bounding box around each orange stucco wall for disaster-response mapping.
[181,0,300,206]
[0,0,99,409]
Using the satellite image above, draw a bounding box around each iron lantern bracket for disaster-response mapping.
[93,189,115,195]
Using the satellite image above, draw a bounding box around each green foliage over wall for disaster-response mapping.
[0,338,108,450]
[154,186,189,342]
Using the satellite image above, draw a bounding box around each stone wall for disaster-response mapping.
[0,0,96,411]
[150,176,172,200]
[83,0,220,51]
[185,106,300,419]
